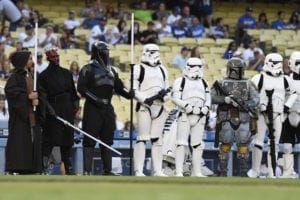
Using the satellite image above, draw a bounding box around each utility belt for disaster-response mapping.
[218,104,240,129]
[48,92,71,103]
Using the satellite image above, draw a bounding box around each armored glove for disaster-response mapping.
[224,95,238,107]
[185,104,193,114]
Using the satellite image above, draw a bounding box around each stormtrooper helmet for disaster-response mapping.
[141,44,160,67]
[289,51,300,74]
[226,57,245,80]
[263,53,283,77]
[183,57,204,80]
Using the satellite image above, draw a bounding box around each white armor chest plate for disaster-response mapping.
[139,65,165,97]
[290,79,300,112]
[260,74,285,113]
[181,79,206,107]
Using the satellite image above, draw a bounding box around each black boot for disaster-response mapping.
[83,147,94,175]
[101,148,120,176]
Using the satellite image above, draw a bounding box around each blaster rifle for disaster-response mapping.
[213,81,257,118]
[144,87,172,106]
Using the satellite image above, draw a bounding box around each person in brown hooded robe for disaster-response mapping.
[4,51,41,174]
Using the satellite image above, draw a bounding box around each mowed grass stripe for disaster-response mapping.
[0,178,299,200]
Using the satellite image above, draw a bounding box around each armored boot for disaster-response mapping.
[218,152,229,177]
[134,141,146,176]
[83,147,94,175]
[239,158,248,177]
[191,145,206,177]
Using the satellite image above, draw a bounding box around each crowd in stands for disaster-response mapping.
[0,0,299,126]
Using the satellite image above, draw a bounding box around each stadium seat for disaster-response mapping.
[159,37,178,46]
[215,39,233,48]
[178,38,197,47]
[197,38,216,47]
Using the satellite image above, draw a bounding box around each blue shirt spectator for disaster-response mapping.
[237,6,256,30]
[172,46,190,70]
[81,10,100,29]
[172,19,188,38]
[181,5,194,28]
[223,41,237,60]
[210,18,228,39]
[189,16,206,39]
[271,11,287,30]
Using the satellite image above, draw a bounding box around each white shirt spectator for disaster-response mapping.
[64,19,80,32]
[155,22,172,38]
[167,14,181,25]
[38,33,58,49]
[243,47,264,63]
[19,32,36,48]
[110,26,127,45]
[88,24,108,51]
[36,61,48,74]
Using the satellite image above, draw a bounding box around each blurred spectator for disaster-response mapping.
[81,0,93,18]
[28,10,48,28]
[287,11,300,30]
[171,18,188,39]
[18,23,36,48]
[15,0,30,22]
[134,0,152,23]
[0,0,22,31]
[156,16,172,39]
[172,46,190,70]
[181,5,194,28]
[271,11,287,30]
[74,106,82,128]
[152,2,169,21]
[110,19,128,45]
[210,17,228,39]
[64,10,81,35]
[15,41,23,51]
[189,16,206,39]
[236,6,256,46]
[0,26,14,47]
[247,49,264,71]
[0,96,9,120]
[167,6,181,26]
[81,10,99,29]
[257,12,270,29]
[232,50,243,60]
[105,3,118,19]
[127,21,142,45]
[88,16,109,52]
[69,61,80,83]
[0,41,7,72]
[0,60,11,79]
[35,51,48,74]
[60,30,80,49]
[243,39,264,63]
[223,41,238,60]
[140,21,158,44]
[190,45,206,67]
[116,2,130,20]
[38,24,60,49]
[193,0,213,26]
[93,0,105,18]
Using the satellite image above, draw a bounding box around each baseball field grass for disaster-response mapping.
[0,176,299,200]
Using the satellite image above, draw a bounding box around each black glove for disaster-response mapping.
[284,105,289,114]
[157,89,166,102]
[128,89,135,99]
[144,98,153,106]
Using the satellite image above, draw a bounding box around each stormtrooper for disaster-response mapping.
[280,51,300,178]
[172,57,211,177]
[248,53,297,178]
[133,43,170,176]
[77,41,133,175]
[211,57,259,177]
